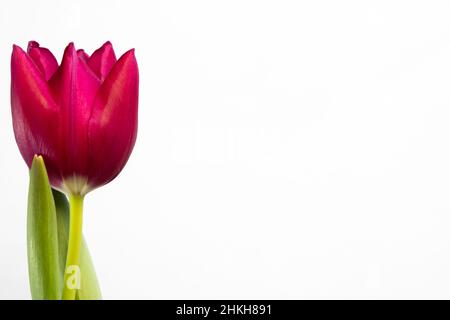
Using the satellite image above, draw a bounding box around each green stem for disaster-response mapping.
[61,194,84,300]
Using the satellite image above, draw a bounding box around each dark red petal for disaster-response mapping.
[48,43,101,179]
[88,41,117,82]
[87,49,138,190]
[27,41,58,81]
[77,49,90,63]
[11,44,62,187]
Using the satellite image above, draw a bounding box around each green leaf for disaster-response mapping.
[53,189,102,300]
[27,155,101,300]
[27,155,61,300]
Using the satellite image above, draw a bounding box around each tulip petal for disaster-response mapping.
[88,41,117,82]
[11,45,62,186]
[27,41,58,81]
[77,49,90,63]
[87,49,138,189]
[48,43,101,179]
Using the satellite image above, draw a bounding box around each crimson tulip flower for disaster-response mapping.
[11,41,139,300]
[11,41,138,195]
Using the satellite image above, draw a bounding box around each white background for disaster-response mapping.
[1,0,450,299]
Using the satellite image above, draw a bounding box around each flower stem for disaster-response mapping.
[61,193,84,300]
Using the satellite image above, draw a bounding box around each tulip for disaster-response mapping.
[11,41,139,299]
[11,41,138,195]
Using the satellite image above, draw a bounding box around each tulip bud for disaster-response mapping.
[11,41,139,195]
